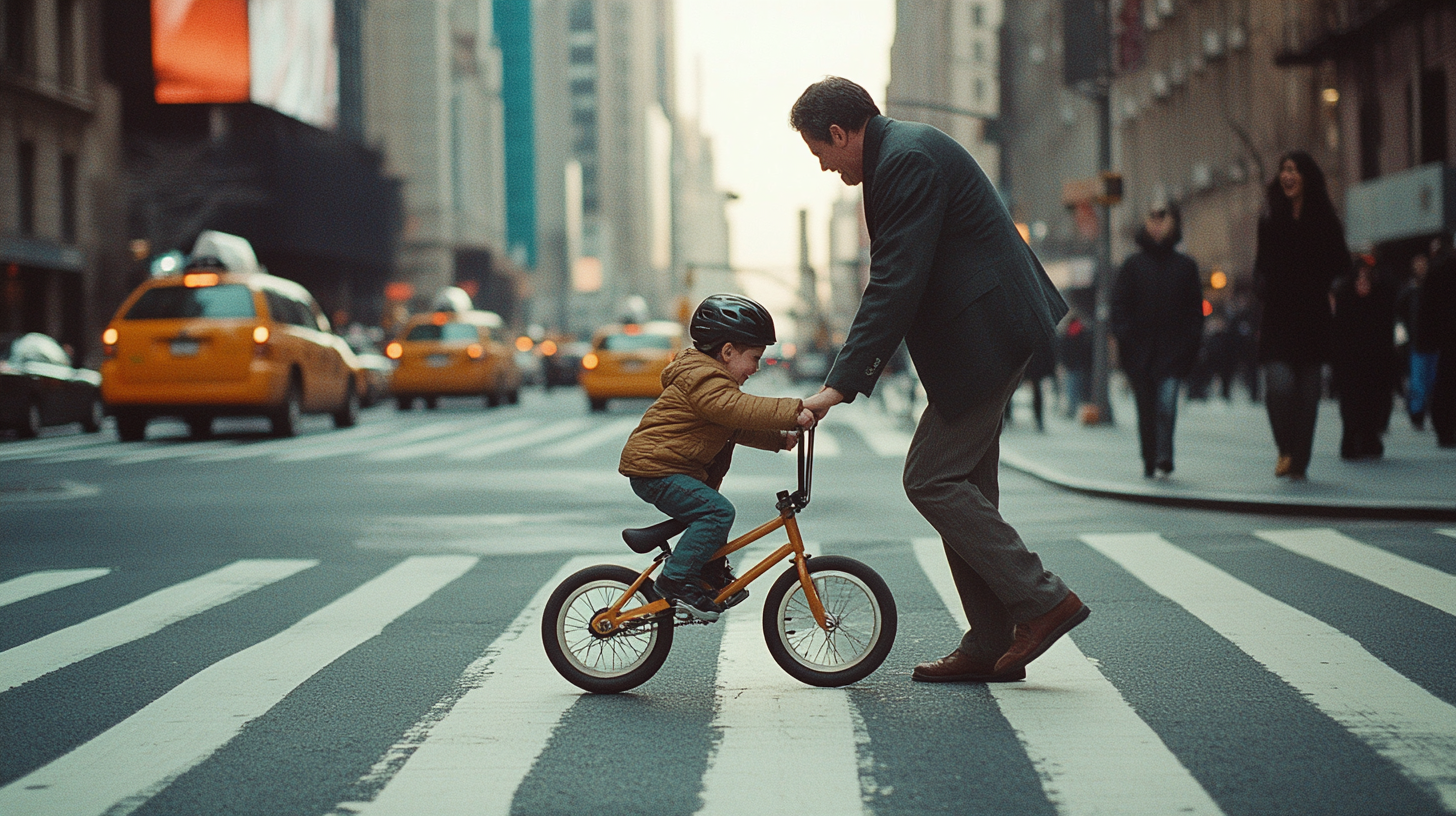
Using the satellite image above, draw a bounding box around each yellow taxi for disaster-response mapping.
[100,260,362,441]
[579,320,683,412]
[385,309,521,409]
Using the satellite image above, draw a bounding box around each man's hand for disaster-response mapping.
[802,386,845,420]
[796,407,816,429]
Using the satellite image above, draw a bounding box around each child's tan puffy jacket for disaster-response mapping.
[619,349,803,484]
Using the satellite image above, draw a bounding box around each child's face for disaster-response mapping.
[719,343,765,385]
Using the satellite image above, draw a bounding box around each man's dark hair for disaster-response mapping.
[789,76,880,143]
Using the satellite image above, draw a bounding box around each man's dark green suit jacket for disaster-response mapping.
[825,115,1069,420]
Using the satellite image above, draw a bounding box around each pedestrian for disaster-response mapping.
[1418,239,1456,447]
[1252,150,1349,479]
[1330,253,1396,459]
[619,294,816,622]
[1058,310,1094,419]
[1399,248,1439,430]
[791,77,1085,683]
[1109,202,1204,477]
[1006,341,1054,431]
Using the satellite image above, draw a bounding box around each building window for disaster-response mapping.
[971,3,984,27]
[570,77,595,95]
[17,140,35,235]
[60,152,77,242]
[3,0,37,74]
[568,0,593,32]
[569,44,593,64]
[1421,69,1448,165]
[56,0,74,86]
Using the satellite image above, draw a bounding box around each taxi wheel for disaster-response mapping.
[424,397,439,410]
[271,378,302,438]
[333,386,360,428]
[507,388,520,405]
[187,417,213,439]
[396,396,414,411]
[80,396,103,433]
[589,398,608,413]
[116,414,147,442]
[18,400,42,439]
[485,389,502,408]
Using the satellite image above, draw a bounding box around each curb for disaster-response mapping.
[999,448,1456,521]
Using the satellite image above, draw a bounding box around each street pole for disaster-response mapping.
[1087,0,1114,424]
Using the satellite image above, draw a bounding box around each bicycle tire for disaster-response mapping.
[542,565,674,694]
[762,555,896,687]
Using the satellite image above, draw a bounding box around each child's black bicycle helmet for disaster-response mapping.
[690,294,777,351]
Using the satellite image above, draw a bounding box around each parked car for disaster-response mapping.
[385,309,521,409]
[0,332,103,438]
[100,259,362,441]
[579,321,683,412]
[343,335,395,408]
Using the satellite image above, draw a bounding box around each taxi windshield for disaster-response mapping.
[601,334,675,351]
[125,284,256,319]
[406,323,479,342]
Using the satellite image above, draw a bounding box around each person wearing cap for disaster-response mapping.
[791,77,1084,683]
[1109,201,1204,478]
[619,294,816,622]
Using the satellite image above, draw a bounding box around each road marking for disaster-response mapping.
[1082,532,1456,811]
[1440,530,1456,541]
[192,422,400,462]
[696,544,870,816]
[274,421,475,462]
[1255,528,1456,616]
[0,568,111,608]
[109,441,236,464]
[335,556,598,816]
[0,555,477,816]
[448,418,594,460]
[912,537,1224,816]
[0,435,112,461]
[368,418,539,461]
[536,416,640,457]
[830,405,911,457]
[0,559,317,691]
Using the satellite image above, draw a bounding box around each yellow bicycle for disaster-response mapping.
[542,429,897,693]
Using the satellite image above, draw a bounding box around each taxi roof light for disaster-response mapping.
[183,272,220,288]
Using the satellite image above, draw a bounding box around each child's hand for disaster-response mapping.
[796,408,816,429]
[784,431,799,451]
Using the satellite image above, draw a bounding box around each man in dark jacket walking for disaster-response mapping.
[792,77,1086,682]
[1110,203,1204,477]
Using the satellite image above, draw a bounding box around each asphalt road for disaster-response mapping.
[2,376,1454,816]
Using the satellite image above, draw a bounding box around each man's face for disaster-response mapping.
[801,125,864,186]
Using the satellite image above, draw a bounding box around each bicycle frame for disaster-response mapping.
[590,429,826,635]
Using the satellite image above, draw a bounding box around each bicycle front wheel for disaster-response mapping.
[542,565,674,694]
[762,555,896,687]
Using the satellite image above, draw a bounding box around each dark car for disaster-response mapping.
[542,339,591,388]
[0,332,104,438]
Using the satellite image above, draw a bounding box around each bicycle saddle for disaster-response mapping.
[622,518,688,553]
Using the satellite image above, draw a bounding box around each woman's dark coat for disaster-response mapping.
[1253,209,1348,364]
[824,115,1068,419]
[1110,229,1204,383]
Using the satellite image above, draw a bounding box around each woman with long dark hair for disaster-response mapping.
[1253,151,1349,479]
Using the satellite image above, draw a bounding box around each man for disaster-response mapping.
[1109,202,1203,477]
[792,76,1087,682]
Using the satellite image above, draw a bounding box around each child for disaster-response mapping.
[619,294,815,621]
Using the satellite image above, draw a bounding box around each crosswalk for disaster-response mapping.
[0,403,911,469]
[2,526,1453,815]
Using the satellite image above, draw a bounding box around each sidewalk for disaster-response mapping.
[878,378,1456,519]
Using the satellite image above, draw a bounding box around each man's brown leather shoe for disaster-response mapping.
[912,649,1026,683]
[993,591,1090,675]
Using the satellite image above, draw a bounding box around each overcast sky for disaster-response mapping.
[674,0,896,312]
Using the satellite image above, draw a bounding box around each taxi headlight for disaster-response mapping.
[582,353,599,370]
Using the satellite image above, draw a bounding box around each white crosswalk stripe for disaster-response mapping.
[448,417,594,459]
[0,435,111,462]
[0,555,477,816]
[537,416,639,457]
[0,568,111,608]
[5,527,1451,814]
[367,418,540,461]
[912,538,1224,816]
[696,543,869,816]
[1082,532,1456,811]
[1255,527,1456,617]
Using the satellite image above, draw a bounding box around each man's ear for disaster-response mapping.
[829,124,848,148]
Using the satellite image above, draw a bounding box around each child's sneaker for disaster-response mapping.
[654,574,723,622]
[700,558,750,609]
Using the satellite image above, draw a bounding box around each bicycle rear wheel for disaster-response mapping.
[542,565,674,694]
[762,555,896,687]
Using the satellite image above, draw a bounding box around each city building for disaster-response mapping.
[362,0,516,327]
[532,0,677,336]
[1278,0,1454,265]
[673,111,734,319]
[1,0,128,362]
